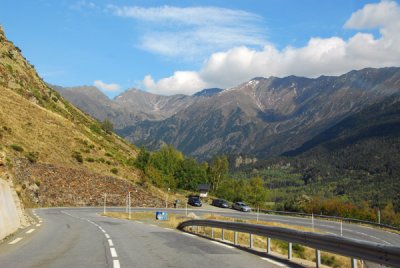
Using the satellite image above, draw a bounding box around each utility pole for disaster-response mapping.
[103,193,107,215]
[378,209,381,224]
[128,191,131,219]
[340,220,343,236]
[166,188,170,208]
[312,213,314,230]
[257,207,259,222]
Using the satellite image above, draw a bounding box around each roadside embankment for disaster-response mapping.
[0,178,24,240]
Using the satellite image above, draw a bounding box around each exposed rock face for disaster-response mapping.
[13,159,165,207]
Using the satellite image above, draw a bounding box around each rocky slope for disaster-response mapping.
[0,27,164,207]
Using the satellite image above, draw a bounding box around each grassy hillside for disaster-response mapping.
[0,26,164,207]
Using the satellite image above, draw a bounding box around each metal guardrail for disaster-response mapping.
[178,219,400,268]
[258,209,400,232]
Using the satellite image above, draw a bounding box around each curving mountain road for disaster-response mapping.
[0,208,290,268]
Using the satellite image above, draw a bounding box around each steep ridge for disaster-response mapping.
[0,27,164,207]
[120,68,400,160]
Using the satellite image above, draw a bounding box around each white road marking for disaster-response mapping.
[26,229,35,234]
[105,234,110,239]
[135,221,142,224]
[8,238,23,245]
[261,257,287,267]
[211,241,234,249]
[101,230,106,233]
[182,232,196,237]
[110,247,118,258]
[150,224,157,227]
[113,259,120,268]
[108,239,114,246]
[164,228,172,231]
[36,224,41,227]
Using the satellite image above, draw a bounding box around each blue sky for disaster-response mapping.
[1,0,399,97]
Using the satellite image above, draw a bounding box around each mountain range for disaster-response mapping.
[54,67,400,161]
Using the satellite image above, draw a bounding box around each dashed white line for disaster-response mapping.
[105,234,110,239]
[26,229,35,234]
[211,241,234,249]
[261,257,287,267]
[8,238,23,245]
[113,259,120,268]
[101,229,106,233]
[108,239,114,246]
[110,247,118,258]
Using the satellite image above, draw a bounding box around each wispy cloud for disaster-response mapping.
[107,5,267,58]
[141,1,400,95]
[93,80,120,92]
[70,0,97,11]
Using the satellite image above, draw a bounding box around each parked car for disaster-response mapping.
[188,196,202,207]
[232,202,251,212]
[212,199,229,208]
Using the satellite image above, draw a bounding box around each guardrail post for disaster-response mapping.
[315,249,321,268]
[234,231,238,245]
[288,242,292,260]
[249,234,253,248]
[266,237,270,254]
[222,228,225,240]
[351,258,358,268]
[211,228,214,239]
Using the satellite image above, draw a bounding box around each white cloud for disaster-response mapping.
[107,5,267,58]
[93,80,120,92]
[142,1,400,94]
[143,72,208,95]
[70,0,96,11]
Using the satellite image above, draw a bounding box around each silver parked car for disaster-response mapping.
[232,202,251,212]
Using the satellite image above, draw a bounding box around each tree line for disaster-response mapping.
[134,145,269,205]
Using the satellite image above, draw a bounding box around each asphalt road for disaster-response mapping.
[0,208,289,268]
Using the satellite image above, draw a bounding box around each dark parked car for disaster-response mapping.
[212,199,229,208]
[232,202,251,212]
[188,196,202,207]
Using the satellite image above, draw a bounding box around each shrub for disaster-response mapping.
[10,144,24,152]
[26,151,39,163]
[72,151,83,163]
[105,152,113,157]
[85,157,95,163]
[110,168,118,174]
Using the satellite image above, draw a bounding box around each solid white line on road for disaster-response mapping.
[108,239,114,246]
[150,224,157,227]
[182,232,196,237]
[211,241,234,249]
[8,238,23,245]
[164,228,172,231]
[26,229,35,234]
[105,234,110,239]
[135,221,142,224]
[110,247,118,258]
[113,259,120,268]
[36,224,41,227]
[260,257,287,267]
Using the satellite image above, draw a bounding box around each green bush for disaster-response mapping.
[72,151,83,163]
[10,144,24,152]
[85,157,95,163]
[110,168,118,174]
[26,151,39,163]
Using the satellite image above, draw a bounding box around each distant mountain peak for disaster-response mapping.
[193,88,224,97]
